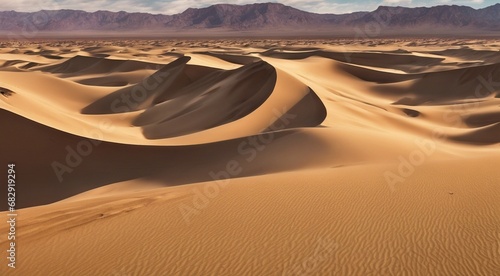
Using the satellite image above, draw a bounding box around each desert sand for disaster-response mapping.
[0,38,499,275]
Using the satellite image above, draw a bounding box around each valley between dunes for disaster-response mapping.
[0,38,499,275]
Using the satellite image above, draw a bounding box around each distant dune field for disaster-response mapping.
[0,38,499,275]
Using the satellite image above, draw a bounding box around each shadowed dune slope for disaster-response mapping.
[261,49,446,73]
[133,60,278,138]
[39,55,161,75]
[0,108,331,209]
[380,63,500,105]
[81,56,194,114]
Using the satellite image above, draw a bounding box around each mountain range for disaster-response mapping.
[0,3,499,36]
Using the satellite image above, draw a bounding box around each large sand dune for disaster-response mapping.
[0,39,499,275]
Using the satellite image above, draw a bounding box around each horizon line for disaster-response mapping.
[0,2,498,16]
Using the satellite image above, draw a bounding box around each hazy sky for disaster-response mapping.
[1,0,497,14]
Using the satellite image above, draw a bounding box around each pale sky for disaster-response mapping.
[1,0,497,14]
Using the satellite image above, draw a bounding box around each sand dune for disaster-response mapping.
[0,108,333,209]
[196,51,261,65]
[0,38,499,275]
[261,49,446,73]
[39,55,162,75]
[82,56,192,114]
